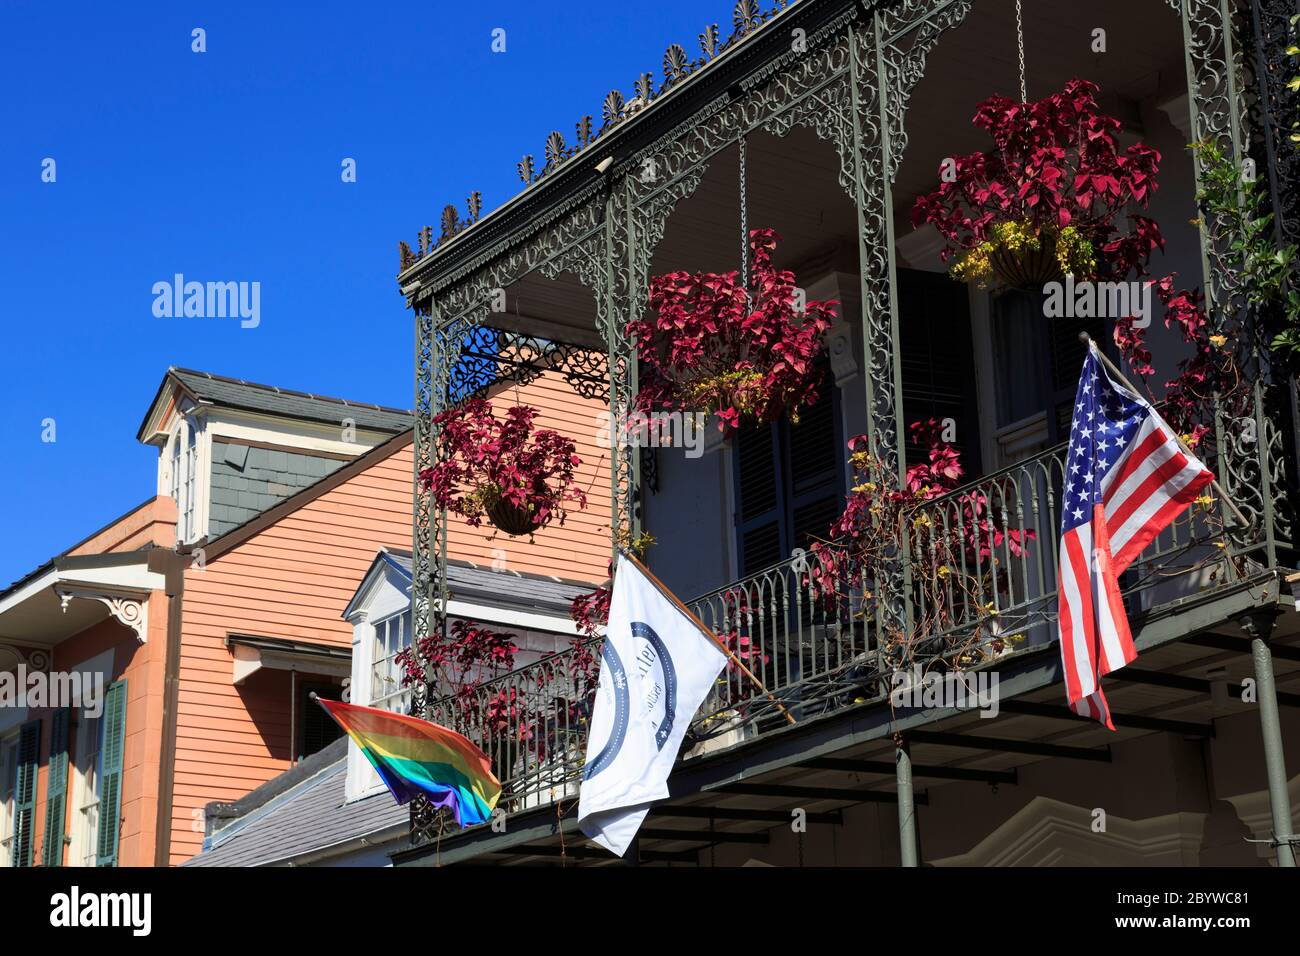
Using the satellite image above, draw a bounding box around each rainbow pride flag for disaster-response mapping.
[313,696,501,827]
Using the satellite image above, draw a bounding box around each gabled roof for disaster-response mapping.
[137,366,413,443]
[0,497,159,596]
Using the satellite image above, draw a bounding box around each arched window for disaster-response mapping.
[169,419,200,542]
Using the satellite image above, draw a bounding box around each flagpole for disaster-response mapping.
[617,550,797,726]
[1078,332,1250,529]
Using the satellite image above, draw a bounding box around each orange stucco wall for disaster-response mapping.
[167,371,610,863]
[66,495,177,556]
[32,605,170,867]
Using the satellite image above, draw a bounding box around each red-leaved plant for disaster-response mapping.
[912,79,1164,287]
[420,398,587,536]
[396,618,520,709]
[631,228,838,433]
[805,421,1034,666]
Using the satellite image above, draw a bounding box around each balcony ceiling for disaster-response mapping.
[500,0,1190,352]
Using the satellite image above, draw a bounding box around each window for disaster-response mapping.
[733,365,842,576]
[169,424,182,506]
[371,611,413,713]
[66,680,126,867]
[70,710,103,868]
[297,684,345,761]
[345,574,413,802]
[898,268,983,475]
[991,290,1106,443]
[182,424,198,540]
[0,731,17,867]
[169,418,202,543]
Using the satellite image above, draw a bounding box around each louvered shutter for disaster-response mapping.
[735,421,786,575]
[786,381,842,551]
[96,680,127,867]
[898,268,982,473]
[41,709,71,867]
[733,364,842,575]
[1049,315,1107,438]
[12,721,40,867]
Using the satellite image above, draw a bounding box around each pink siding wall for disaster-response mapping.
[168,372,610,863]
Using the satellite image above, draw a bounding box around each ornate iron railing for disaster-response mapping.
[421,387,1290,818]
[689,545,877,733]
[901,432,1224,663]
[421,545,881,811]
[422,640,600,814]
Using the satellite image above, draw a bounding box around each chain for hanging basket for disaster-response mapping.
[739,135,750,304]
[1016,0,1028,103]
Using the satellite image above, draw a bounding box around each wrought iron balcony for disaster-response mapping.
[901,384,1291,661]
[421,542,876,813]
[418,385,1294,820]
[400,0,1300,852]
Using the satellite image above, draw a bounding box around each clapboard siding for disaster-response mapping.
[168,371,609,863]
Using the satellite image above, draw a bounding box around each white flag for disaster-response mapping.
[578,555,727,856]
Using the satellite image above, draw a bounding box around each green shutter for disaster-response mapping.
[12,720,40,867]
[96,681,128,867]
[41,710,71,867]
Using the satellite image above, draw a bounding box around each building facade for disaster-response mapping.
[2,364,609,866]
[392,0,1300,866]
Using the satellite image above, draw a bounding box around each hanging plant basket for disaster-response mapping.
[987,234,1064,289]
[419,399,587,537]
[487,497,538,537]
[631,229,838,435]
[912,80,1166,291]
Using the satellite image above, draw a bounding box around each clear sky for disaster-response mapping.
[0,0,716,584]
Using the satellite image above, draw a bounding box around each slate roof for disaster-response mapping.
[167,367,413,434]
[187,738,407,867]
[208,439,349,537]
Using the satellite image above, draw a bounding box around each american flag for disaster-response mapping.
[1057,343,1213,729]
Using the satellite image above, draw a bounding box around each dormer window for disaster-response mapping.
[167,417,204,544]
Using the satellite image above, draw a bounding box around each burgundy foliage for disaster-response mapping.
[419,398,587,534]
[631,228,838,433]
[911,79,1165,279]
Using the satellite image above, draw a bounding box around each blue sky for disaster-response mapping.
[0,0,715,584]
